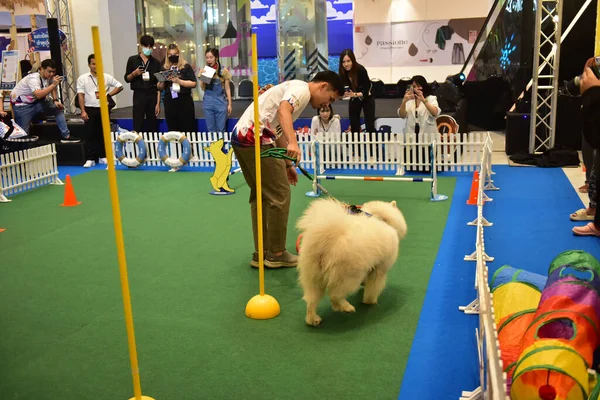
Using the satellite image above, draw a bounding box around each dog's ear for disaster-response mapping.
[390,200,397,207]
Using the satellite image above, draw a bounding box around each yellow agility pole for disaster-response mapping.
[91,26,155,400]
[245,33,281,320]
[596,0,600,55]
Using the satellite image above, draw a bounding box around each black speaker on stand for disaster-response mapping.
[555,94,583,150]
[505,112,531,155]
[46,18,63,104]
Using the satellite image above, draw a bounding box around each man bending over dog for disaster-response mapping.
[231,71,344,268]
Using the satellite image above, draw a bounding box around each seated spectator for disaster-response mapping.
[310,104,341,136]
[10,59,79,142]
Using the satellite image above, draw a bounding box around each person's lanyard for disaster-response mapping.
[39,75,45,89]
[90,74,98,88]
[141,57,150,72]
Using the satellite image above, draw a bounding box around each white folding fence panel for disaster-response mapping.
[0,144,62,202]
[110,131,489,173]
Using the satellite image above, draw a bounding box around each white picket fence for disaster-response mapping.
[0,144,63,202]
[110,131,489,174]
[459,136,508,400]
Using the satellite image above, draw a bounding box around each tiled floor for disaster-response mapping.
[486,130,588,208]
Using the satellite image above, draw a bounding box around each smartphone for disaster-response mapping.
[344,86,350,92]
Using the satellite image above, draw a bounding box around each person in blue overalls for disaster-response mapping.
[200,48,232,134]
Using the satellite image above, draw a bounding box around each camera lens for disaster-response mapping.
[562,76,581,97]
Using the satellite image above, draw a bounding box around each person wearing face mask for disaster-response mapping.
[200,48,232,134]
[124,35,161,133]
[157,44,198,134]
[397,75,440,134]
[338,49,377,159]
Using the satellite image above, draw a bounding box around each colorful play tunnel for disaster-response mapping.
[491,251,600,399]
[491,266,547,387]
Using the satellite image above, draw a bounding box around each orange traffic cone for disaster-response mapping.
[61,174,81,207]
[466,170,479,205]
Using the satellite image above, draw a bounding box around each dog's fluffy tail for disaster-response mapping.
[296,199,349,237]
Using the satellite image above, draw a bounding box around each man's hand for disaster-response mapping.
[286,142,301,162]
[580,67,600,95]
[286,166,298,186]
[155,103,160,117]
[52,76,63,86]
[81,111,89,121]
[54,101,64,110]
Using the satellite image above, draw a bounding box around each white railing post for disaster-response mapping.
[460,131,507,399]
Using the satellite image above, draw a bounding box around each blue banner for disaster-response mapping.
[28,28,67,52]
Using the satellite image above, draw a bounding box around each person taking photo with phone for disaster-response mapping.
[397,75,441,134]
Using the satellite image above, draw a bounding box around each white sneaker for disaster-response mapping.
[83,160,96,168]
[168,167,180,172]
[98,158,108,165]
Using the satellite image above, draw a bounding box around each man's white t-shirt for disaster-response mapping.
[232,80,311,146]
[10,72,50,107]
[76,73,123,108]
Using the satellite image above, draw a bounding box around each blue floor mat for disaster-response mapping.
[398,165,600,400]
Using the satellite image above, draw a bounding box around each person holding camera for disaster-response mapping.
[397,75,441,134]
[573,57,600,237]
[10,58,79,142]
[124,35,161,133]
[77,53,123,168]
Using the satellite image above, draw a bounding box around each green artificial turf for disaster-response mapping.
[0,170,455,400]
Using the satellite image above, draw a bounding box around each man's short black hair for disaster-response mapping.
[40,59,56,70]
[312,70,345,96]
[88,54,95,65]
[139,35,155,48]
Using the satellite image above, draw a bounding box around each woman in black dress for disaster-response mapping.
[338,49,376,159]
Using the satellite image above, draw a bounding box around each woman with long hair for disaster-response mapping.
[338,49,376,158]
[200,48,232,134]
[397,75,441,134]
[156,44,197,133]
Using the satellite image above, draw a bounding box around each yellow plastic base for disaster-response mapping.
[245,294,281,320]
[128,396,155,400]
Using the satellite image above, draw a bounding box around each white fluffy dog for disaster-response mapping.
[296,198,408,327]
